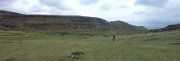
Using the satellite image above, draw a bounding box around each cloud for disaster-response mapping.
[135,0,169,7]
[0,0,16,10]
[80,0,98,5]
[39,0,72,10]
[134,0,180,27]
[0,0,15,3]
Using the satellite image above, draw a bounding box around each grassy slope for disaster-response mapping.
[0,31,180,61]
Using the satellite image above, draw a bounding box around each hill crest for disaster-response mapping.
[0,10,147,35]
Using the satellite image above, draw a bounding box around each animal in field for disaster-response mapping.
[70,51,85,59]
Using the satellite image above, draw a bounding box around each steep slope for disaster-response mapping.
[109,21,148,33]
[0,10,21,15]
[0,10,147,35]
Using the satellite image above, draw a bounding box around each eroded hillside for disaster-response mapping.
[0,10,147,35]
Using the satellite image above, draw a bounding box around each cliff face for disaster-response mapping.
[0,15,109,31]
[0,10,147,35]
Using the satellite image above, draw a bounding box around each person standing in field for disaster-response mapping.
[112,34,116,42]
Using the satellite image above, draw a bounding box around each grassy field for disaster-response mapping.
[0,31,180,61]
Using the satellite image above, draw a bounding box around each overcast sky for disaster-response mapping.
[0,0,180,28]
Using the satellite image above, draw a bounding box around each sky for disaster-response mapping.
[0,0,180,29]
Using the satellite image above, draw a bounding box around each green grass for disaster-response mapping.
[0,31,180,61]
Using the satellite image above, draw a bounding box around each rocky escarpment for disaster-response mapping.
[0,10,147,35]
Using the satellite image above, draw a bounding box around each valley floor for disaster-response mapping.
[0,31,180,61]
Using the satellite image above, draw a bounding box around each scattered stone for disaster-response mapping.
[5,58,15,61]
[176,38,180,40]
[19,42,23,44]
[69,51,85,59]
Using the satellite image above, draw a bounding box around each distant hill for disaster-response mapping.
[149,23,180,32]
[0,10,147,35]
[144,26,163,29]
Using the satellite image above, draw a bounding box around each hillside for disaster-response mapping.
[0,10,147,35]
[149,23,180,32]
